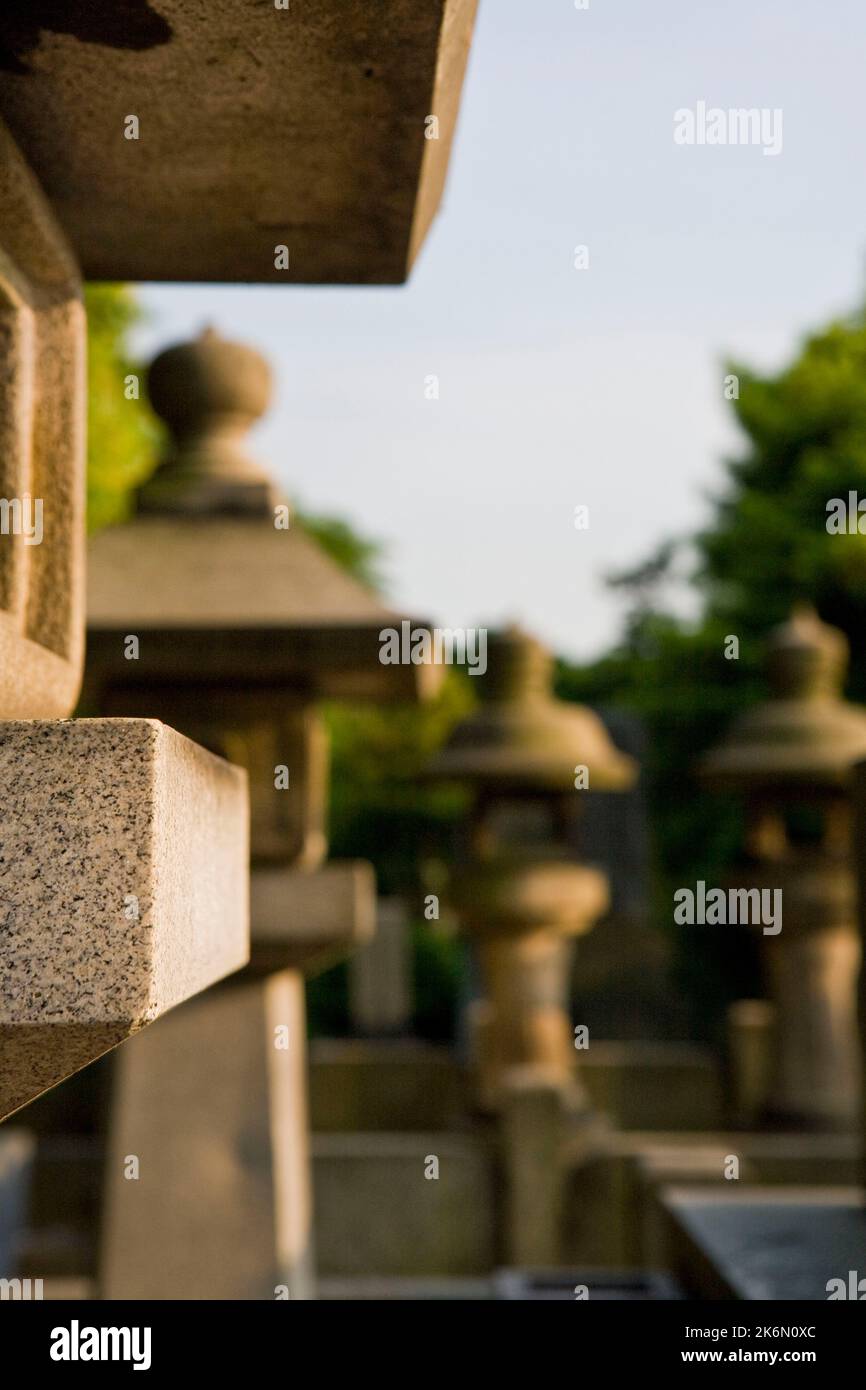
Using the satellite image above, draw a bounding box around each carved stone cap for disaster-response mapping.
[701,605,866,791]
[767,603,848,699]
[429,625,636,792]
[138,326,283,515]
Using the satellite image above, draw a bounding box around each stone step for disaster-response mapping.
[309,1038,723,1133]
[312,1130,496,1278]
[318,1276,493,1300]
[309,1040,468,1132]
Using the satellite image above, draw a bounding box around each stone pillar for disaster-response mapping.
[763,906,860,1126]
[726,999,774,1129]
[102,971,311,1300]
[349,898,413,1036]
[701,606,866,1130]
[847,759,866,1180]
[428,627,636,1265]
[461,867,608,1110]
[429,628,635,1113]
[89,329,428,1297]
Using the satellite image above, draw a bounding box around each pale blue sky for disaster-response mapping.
[135,0,866,660]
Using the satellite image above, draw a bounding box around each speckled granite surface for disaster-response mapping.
[0,719,249,1119]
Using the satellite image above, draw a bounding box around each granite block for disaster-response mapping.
[0,718,249,1119]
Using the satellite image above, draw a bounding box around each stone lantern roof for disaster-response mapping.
[429,626,636,792]
[700,604,866,791]
[86,327,436,702]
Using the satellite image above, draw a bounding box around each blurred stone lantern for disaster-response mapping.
[84,326,434,1298]
[429,626,636,1114]
[700,605,866,1130]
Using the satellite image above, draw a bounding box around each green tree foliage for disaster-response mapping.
[85,284,158,532]
[558,302,866,1035]
[700,308,866,660]
[294,511,384,591]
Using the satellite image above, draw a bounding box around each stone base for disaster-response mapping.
[309,1038,722,1134]
[635,1132,859,1269]
[561,1129,860,1270]
[660,1186,866,1300]
[309,1039,468,1132]
[580,1042,723,1131]
[492,1266,684,1300]
[318,1276,492,1300]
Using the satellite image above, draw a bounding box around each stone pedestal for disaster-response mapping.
[100,861,376,1298]
[728,857,861,1128]
[102,972,311,1300]
[763,914,860,1129]
[500,1075,576,1266]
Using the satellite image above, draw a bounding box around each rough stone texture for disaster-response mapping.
[661,1186,866,1300]
[0,118,85,718]
[102,972,310,1300]
[0,719,249,1119]
[0,0,478,284]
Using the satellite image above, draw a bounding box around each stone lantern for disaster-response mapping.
[429,626,636,1114]
[700,605,866,1130]
[83,327,434,1298]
